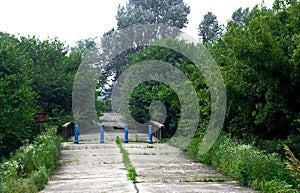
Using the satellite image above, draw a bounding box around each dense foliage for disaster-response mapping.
[19,37,79,122]
[198,12,222,44]
[126,43,208,138]
[0,33,39,158]
[210,0,300,151]
[187,133,298,192]
[0,0,299,192]
[0,74,37,158]
[0,33,86,158]
[125,0,300,151]
[0,128,61,193]
[122,0,300,192]
[116,0,190,30]
[101,0,190,98]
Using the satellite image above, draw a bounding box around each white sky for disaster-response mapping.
[0,0,274,47]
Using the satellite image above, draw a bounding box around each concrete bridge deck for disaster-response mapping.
[41,113,258,193]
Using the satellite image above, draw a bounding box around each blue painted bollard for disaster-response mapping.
[74,124,79,144]
[100,124,104,143]
[148,125,153,144]
[124,124,128,143]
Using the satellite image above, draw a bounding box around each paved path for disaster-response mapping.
[41,113,258,193]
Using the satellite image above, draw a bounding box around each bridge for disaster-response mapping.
[41,112,257,193]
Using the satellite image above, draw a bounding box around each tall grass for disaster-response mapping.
[0,128,61,193]
[279,145,300,193]
[187,133,299,193]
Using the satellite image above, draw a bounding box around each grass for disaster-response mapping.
[129,152,156,155]
[128,138,148,143]
[145,145,154,148]
[0,128,61,193]
[57,157,80,165]
[116,136,138,183]
[64,138,74,142]
[186,133,299,193]
[179,176,226,183]
[280,145,300,193]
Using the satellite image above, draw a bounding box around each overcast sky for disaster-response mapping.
[0,0,274,47]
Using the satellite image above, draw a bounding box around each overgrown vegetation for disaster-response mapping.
[0,13,107,193]
[1,0,300,192]
[0,33,106,159]
[284,145,300,185]
[116,136,138,183]
[0,128,61,193]
[187,133,299,193]
[282,145,300,192]
[115,0,300,192]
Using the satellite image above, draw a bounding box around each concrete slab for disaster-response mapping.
[125,141,259,192]
[136,182,256,193]
[41,137,135,193]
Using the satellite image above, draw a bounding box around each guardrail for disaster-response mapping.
[149,120,164,140]
[57,120,165,142]
[57,122,75,140]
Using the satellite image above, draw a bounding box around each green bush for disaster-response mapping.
[28,167,49,191]
[0,74,38,158]
[187,133,298,193]
[0,127,61,193]
[250,179,293,193]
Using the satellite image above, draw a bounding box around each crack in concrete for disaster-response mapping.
[134,183,140,193]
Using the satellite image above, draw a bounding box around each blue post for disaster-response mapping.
[148,125,153,144]
[124,124,128,143]
[74,124,79,144]
[100,124,104,143]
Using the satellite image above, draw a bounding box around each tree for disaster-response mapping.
[116,0,190,30]
[0,34,91,158]
[231,7,251,25]
[70,38,97,59]
[19,37,79,125]
[115,39,209,138]
[0,33,38,158]
[273,0,298,10]
[209,0,300,141]
[198,12,222,44]
[0,75,37,158]
[101,0,191,97]
[0,33,29,77]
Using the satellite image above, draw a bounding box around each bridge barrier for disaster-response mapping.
[57,122,75,140]
[149,121,164,140]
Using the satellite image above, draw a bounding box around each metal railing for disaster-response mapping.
[149,120,164,140]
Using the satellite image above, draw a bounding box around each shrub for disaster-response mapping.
[0,127,61,193]
[28,167,49,191]
[251,179,293,193]
[187,133,298,193]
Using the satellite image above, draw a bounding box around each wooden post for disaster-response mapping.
[34,112,49,134]
[38,122,42,133]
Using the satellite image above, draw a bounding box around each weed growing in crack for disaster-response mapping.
[116,136,138,183]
